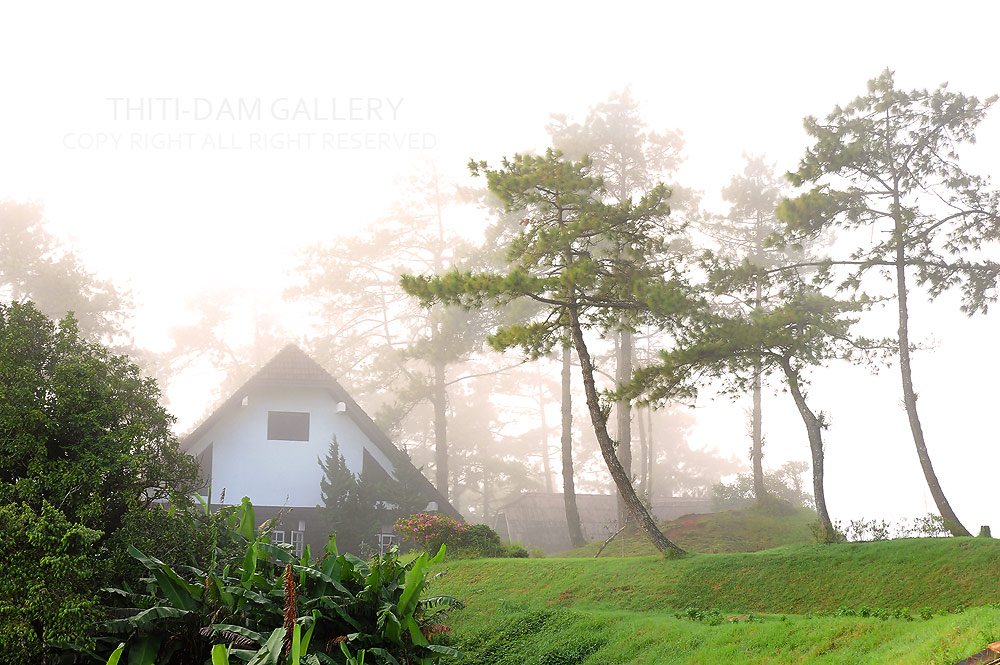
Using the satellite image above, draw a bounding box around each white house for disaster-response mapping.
[181,344,459,554]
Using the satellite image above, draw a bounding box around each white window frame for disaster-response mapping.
[271,530,286,545]
[376,532,397,555]
[290,530,305,557]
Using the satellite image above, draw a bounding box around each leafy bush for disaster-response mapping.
[828,514,953,543]
[911,514,951,538]
[711,461,814,510]
[395,513,468,552]
[0,304,200,540]
[0,501,101,664]
[437,524,531,560]
[844,518,892,542]
[459,524,506,557]
[100,494,238,591]
[0,303,203,660]
[56,497,463,665]
[833,606,914,621]
[318,439,432,554]
[676,607,725,625]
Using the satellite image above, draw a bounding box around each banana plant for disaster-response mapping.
[95,498,462,665]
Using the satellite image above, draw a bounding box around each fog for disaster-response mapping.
[2,1,999,533]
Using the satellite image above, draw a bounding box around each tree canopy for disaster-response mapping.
[776,69,1000,536]
[0,301,199,536]
[403,150,694,555]
[0,201,131,343]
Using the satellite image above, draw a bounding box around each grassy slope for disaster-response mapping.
[433,538,1000,664]
[563,501,817,557]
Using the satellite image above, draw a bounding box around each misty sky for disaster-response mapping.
[2,1,999,531]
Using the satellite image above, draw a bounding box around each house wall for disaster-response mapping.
[190,385,397,508]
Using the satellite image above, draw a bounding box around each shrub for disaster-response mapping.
[844,518,892,542]
[395,513,468,552]
[454,523,507,558]
[0,502,101,664]
[712,461,814,510]
[62,498,463,665]
[505,542,530,558]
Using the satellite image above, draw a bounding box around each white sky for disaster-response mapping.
[2,1,999,532]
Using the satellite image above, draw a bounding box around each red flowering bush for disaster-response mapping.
[394,513,468,552]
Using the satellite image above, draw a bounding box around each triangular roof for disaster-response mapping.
[181,343,461,520]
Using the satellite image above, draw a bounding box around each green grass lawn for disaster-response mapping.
[431,538,1000,664]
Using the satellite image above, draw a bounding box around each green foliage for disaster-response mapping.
[677,607,725,625]
[404,149,691,360]
[395,513,468,553]
[833,605,915,621]
[319,440,382,553]
[0,201,131,342]
[0,501,101,664]
[843,518,892,542]
[403,149,691,555]
[101,494,225,590]
[629,285,876,405]
[711,462,814,510]
[0,302,202,661]
[78,498,462,665]
[433,540,1000,664]
[448,523,505,558]
[776,69,1000,314]
[0,302,200,535]
[319,439,433,554]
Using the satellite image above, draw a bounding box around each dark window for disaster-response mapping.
[267,411,310,441]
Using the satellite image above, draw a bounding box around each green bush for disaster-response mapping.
[445,524,531,560]
[0,501,101,664]
[100,495,229,590]
[395,513,469,552]
[711,461,814,510]
[61,497,463,665]
[457,524,507,558]
[0,303,203,661]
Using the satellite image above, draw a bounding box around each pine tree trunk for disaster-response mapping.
[567,308,683,556]
[636,404,649,493]
[615,328,633,526]
[751,221,766,503]
[561,345,586,548]
[780,358,835,542]
[538,366,554,493]
[894,239,971,536]
[646,407,655,497]
[752,362,765,501]
[433,359,448,499]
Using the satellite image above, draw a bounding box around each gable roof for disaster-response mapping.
[180,344,461,520]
